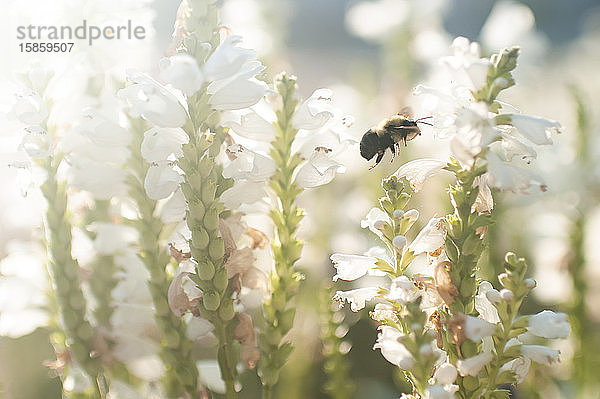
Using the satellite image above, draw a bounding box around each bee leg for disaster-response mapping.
[390,144,396,163]
[369,151,385,170]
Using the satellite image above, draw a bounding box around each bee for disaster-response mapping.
[360,111,433,169]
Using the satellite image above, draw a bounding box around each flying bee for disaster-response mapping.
[360,111,433,169]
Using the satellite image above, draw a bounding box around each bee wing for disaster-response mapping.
[397,106,413,118]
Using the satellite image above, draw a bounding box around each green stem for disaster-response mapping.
[39,156,103,399]
[258,73,304,394]
[127,118,199,397]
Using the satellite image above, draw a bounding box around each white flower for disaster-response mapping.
[161,189,188,224]
[203,35,257,81]
[19,126,53,159]
[159,54,205,97]
[118,70,188,128]
[435,363,458,385]
[294,147,345,188]
[197,360,226,394]
[68,157,129,200]
[144,161,184,200]
[521,345,560,365]
[408,217,446,255]
[220,180,269,210]
[207,61,268,110]
[472,175,494,214]
[223,109,278,143]
[495,132,537,163]
[393,158,447,192]
[463,315,497,341]
[111,333,164,380]
[88,223,138,255]
[425,385,458,399]
[387,276,420,304]
[486,151,546,193]
[509,114,561,146]
[475,281,501,323]
[373,326,415,369]
[456,352,493,376]
[370,303,399,323]
[333,287,379,312]
[220,144,275,209]
[61,124,130,165]
[442,37,491,90]
[361,207,391,238]
[141,127,189,163]
[499,357,531,385]
[0,250,49,338]
[451,102,498,168]
[528,310,570,339]
[11,89,48,125]
[78,108,132,148]
[404,209,419,223]
[292,88,334,130]
[223,144,276,182]
[186,315,214,341]
[331,253,378,282]
[168,265,194,317]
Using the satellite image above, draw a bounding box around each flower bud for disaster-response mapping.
[392,235,407,250]
[208,238,225,261]
[393,210,404,220]
[219,299,235,321]
[190,200,205,219]
[203,291,221,311]
[403,209,419,223]
[419,344,433,357]
[373,220,386,230]
[500,289,514,302]
[197,260,215,280]
[191,227,209,250]
[213,267,229,292]
[524,278,536,289]
[485,289,502,303]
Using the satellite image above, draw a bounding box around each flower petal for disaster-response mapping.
[393,158,447,192]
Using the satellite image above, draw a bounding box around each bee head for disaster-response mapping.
[360,129,380,161]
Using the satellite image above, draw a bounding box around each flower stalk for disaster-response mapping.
[126,117,200,397]
[566,87,599,397]
[40,153,103,398]
[444,47,521,317]
[321,288,354,399]
[258,73,305,398]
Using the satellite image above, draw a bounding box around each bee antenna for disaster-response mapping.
[415,116,433,126]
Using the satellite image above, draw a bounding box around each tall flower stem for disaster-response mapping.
[320,287,354,399]
[444,163,488,317]
[39,154,103,398]
[567,87,599,397]
[258,73,304,398]
[444,46,520,317]
[179,100,237,397]
[174,1,239,396]
[127,117,199,398]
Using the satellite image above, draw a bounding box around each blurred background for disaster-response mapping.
[1,0,600,398]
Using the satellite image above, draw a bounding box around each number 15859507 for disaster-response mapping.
[19,42,74,52]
